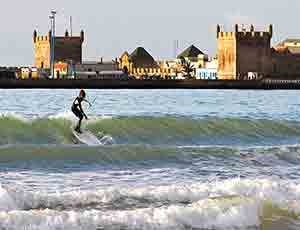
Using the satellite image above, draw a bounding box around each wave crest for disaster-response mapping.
[0,115,300,146]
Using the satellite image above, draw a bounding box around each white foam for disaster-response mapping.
[2,178,300,211]
[0,186,18,212]
[0,112,28,122]
[1,178,300,229]
[48,111,77,122]
[0,200,260,230]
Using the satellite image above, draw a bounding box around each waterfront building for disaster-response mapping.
[33,30,84,69]
[158,60,180,79]
[17,67,48,79]
[0,68,16,79]
[271,39,300,77]
[54,62,69,79]
[119,47,160,79]
[217,24,300,79]
[75,59,119,73]
[196,68,218,80]
[196,58,218,80]
[217,24,273,80]
[74,59,121,79]
[177,45,208,68]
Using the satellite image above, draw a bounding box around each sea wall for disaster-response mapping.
[0,78,297,89]
[0,79,288,89]
[0,79,260,89]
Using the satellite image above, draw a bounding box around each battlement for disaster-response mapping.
[218,32,235,38]
[217,24,273,39]
[36,36,50,42]
[33,30,84,43]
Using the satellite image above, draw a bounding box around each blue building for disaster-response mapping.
[196,68,218,80]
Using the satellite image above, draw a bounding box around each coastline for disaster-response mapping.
[0,78,299,89]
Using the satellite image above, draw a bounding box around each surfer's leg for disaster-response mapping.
[76,113,84,133]
[73,108,83,133]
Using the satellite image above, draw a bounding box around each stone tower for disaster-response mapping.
[217,24,273,79]
[33,30,84,69]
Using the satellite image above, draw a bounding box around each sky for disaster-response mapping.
[1,0,300,66]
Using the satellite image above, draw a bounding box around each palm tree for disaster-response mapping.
[182,61,195,79]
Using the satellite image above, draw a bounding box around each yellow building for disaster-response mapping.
[19,67,37,79]
[119,47,160,78]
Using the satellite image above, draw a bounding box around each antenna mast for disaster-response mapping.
[70,16,73,36]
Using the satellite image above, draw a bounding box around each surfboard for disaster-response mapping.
[72,129,102,146]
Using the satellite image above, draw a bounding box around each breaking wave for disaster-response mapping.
[0,178,300,229]
[0,114,300,146]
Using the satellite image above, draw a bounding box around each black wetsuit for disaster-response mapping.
[72,97,83,118]
[72,97,85,131]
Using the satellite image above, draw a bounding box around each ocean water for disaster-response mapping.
[0,89,300,229]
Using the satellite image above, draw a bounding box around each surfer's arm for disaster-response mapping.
[83,99,92,107]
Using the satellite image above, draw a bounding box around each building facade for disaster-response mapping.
[74,60,121,79]
[119,47,161,78]
[196,58,218,80]
[271,39,300,77]
[33,30,84,69]
[177,45,208,68]
[217,24,273,79]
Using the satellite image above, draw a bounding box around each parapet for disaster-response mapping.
[236,31,271,40]
[218,32,235,39]
[217,24,273,39]
[36,36,50,42]
[33,30,84,43]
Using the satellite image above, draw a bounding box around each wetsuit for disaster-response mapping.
[72,97,86,132]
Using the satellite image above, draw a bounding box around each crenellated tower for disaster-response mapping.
[217,24,273,79]
[33,30,84,69]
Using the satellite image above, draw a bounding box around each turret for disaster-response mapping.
[217,24,221,38]
[80,30,84,42]
[48,30,52,40]
[269,24,273,38]
[33,30,37,43]
[235,24,239,33]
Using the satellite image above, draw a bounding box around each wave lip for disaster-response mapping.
[87,116,300,146]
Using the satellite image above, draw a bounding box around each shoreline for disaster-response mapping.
[0,78,299,89]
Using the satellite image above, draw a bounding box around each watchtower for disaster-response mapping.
[217,24,273,79]
[33,30,84,69]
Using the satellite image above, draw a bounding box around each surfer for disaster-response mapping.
[72,89,90,133]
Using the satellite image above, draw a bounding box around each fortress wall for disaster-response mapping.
[217,25,273,80]
[236,32,272,78]
[33,30,84,68]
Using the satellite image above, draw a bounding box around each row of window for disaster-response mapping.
[197,72,218,80]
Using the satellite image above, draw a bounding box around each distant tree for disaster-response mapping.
[182,61,195,79]
[179,57,186,65]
